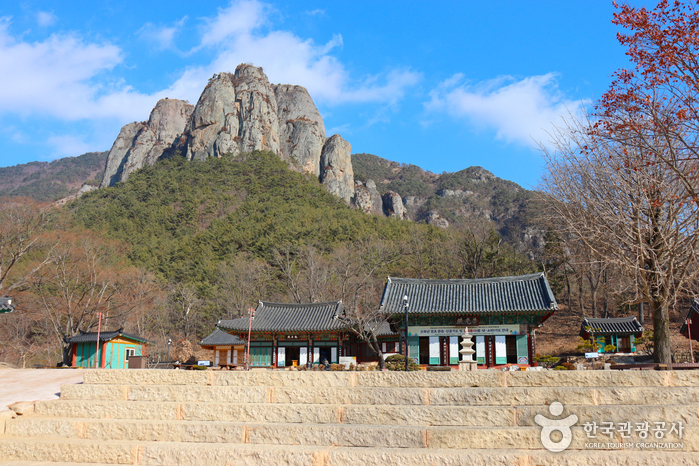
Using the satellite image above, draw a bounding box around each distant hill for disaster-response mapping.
[352,153,542,249]
[0,152,107,202]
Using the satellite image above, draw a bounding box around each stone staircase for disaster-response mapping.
[1,369,698,465]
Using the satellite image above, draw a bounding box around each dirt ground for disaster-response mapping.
[0,368,83,411]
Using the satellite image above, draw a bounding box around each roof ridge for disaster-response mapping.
[258,300,343,307]
[386,272,545,285]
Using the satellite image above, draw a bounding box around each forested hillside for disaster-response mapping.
[0,152,107,202]
[352,153,541,248]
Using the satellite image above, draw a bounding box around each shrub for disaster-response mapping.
[576,338,595,353]
[533,355,560,368]
[385,354,420,371]
[553,365,568,370]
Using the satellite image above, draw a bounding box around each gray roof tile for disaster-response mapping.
[200,328,245,346]
[64,328,148,344]
[380,273,557,315]
[0,297,15,314]
[218,301,345,333]
[580,317,644,336]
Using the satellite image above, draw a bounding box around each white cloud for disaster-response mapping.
[306,9,326,17]
[0,0,421,156]
[186,1,420,106]
[36,11,56,27]
[425,73,588,148]
[0,18,131,119]
[197,0,269,49]
[138,17,187,50]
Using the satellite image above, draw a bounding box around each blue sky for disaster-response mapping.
[0,1,644,188]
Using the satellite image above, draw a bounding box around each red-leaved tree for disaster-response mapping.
[596,1,699,198]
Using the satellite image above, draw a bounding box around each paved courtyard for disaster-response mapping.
[0,368,83,411]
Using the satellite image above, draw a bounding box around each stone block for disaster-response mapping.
[34,400,181,420]
[341,405,516,427]
[8,401,34,415]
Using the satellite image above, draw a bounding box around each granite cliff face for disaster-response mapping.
[320,135,354,203]
[275,84,326,177]
[179,67,280,162]
[101,64,355,203]
[101,99,193,187]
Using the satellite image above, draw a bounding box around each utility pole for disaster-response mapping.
[403,295,409,371]
[687,318,694,364]
[245,307,255,370]
[94,312,104,369]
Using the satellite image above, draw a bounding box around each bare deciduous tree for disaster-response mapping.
[31,231,158,364]
[0,198,55,293]
[541,115,699,363]
[215,253,271,319]
[331,237,400,369]
[168,282,202,339]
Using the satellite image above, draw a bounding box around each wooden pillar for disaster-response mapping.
[309,334,314,366]
[529,330,537,366]
[273,336,278,368]
[71,344,77,367]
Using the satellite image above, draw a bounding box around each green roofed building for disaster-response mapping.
[379,273,558,367]
[580,316,644,354]
[64,328,149,369]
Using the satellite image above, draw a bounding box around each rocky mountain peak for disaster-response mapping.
[100,65,354,203]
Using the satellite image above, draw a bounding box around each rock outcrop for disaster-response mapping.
[426,211,449,229]
[181,67,280,162]
[101,64,355,202]
[275,84,326,177]
[353,180,383,215]
[320,135,354,203]
[382,191,405,219]
[101,99,193,187]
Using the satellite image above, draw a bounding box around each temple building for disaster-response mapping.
[215,273,557,369]
[580,316,644,353]
[379,273,558,367]
[217,301,349,368]
[199,329,246,367]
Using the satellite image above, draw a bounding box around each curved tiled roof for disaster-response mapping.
[0,297,14,314]
[200,328,246,346]
[218,301,345,333]
[580,317,644,336]
[379,273,557,315]
[64,328,149,344]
